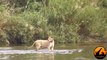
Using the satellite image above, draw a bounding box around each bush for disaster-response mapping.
[0,0,107,45]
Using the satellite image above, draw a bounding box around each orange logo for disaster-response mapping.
[94,46,107,59]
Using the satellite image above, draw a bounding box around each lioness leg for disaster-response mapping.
[48,47,51,51]
[48,46,53,51]
[35,43,41,51]
[51,47,54,51]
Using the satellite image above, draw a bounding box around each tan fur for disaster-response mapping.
[30,37,54,51]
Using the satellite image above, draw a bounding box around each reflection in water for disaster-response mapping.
[36,54,54,60]
[12,54,54,60]
[0,55,10,60]
[0,54,54,60]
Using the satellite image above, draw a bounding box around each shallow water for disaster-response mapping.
[0,43,107,60]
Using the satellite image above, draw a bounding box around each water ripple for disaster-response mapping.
[0,49,83,54]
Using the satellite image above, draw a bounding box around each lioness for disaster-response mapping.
[30,36,54,51]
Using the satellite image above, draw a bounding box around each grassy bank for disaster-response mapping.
[0,0,107,45]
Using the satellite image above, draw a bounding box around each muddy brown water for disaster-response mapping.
[0,43,107,60]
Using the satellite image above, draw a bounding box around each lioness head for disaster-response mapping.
[48,36,54,42]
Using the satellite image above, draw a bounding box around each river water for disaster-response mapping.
[0,43,107,60]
